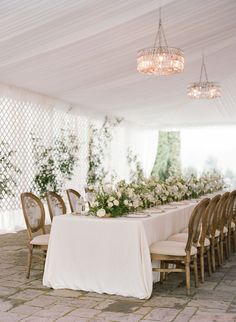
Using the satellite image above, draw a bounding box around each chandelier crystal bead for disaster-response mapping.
[137,9,184,76]
[187,56,221,99]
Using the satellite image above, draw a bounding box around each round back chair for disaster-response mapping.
[46,191,66,221]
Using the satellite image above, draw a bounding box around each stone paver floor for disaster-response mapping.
[0,229,236,321]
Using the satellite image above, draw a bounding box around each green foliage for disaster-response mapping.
[151,131,181,180]
[127,148,144,183]
[87,116,122,185]
[32,129,79,197]
[0,141,21,200]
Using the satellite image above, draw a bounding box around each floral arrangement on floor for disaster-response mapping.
[87,172,224,218]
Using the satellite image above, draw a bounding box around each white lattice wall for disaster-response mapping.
[0,93,89,213]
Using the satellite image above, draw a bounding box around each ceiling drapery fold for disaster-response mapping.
[0,0,235,128]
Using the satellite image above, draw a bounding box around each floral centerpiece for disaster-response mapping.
[87,172,224,218]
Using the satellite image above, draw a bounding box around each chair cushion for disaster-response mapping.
[168,233,210,247]
[30,234,50,246]
[150,240,197,256]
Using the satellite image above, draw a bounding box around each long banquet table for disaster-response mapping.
[43,201,197,299]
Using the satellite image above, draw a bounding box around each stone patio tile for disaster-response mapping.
[145,308,180,321]
[27,295,58,307]
[189,312,236,322]
[134,306,153,315]
[102,300,140,313]
[9,289,45,300]
[10,304,41,315]
[56,316,88,322]
[0,286,18,297]
[172,307,197,322]
[0,311,26,322]
[193,290,235,301]
[0,279,25,288]
[144,296,188,308]
[95,299,116,310]
[0,298,14,311]
[32,304,74,319]
[187,299,230,310]
[97,311,142,321]
[69,308,100,318]
[20,317,55,322]
[55,297,99,308]
[48,289,83,298]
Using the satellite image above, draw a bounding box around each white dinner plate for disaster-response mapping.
[126,213,150,218]
[160,205,178,210]
[144,209,165,214]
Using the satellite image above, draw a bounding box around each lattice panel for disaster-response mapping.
[0,95,89,211]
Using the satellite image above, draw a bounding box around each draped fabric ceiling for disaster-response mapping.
[0,0,236,128]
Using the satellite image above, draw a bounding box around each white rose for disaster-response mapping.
[124,199,129,206]
[109,196,115,201]
[113,200,119,206]
[108,202,113,208]
[97,209,106,217]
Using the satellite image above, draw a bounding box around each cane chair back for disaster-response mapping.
[46,191,66,221]
[203,194,221,240]
[21,192,49,278]
[226,190,236,229]
[66,189,84,213]
[21,192,46,240]
[185,198,210,252]
[217,192,230,234]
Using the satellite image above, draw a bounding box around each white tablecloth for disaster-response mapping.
[43,202,196,299]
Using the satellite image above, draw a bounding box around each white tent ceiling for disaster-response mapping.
[0,0,236,128]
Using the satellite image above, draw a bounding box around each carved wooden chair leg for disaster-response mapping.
[217,239,222,266]
[211,239,216,272]
[160,261,164,284]
[193,255,199,288]
[200,247,205,283]
[26,246,33,279]
[185,258,191,296]
[207,247,212,276]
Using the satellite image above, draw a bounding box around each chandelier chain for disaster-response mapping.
[153,8,168,48]
[199,55,209,82]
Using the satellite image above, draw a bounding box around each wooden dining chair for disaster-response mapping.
[206,194,221,272]
[66,188,85,213]
[20,192,49,278]
[168,198,211,283]
[46,191,66,221]
[150,198,210,295]
[217,192,231,263]
[225,190,236,255]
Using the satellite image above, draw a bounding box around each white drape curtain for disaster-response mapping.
[0,83,158,232]
[108,122,158,181]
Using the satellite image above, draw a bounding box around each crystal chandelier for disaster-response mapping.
[187,56,221,99]
[137,9,184,76]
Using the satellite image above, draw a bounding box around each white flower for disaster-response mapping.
[117,191,121,198]
[113,199,119,206]
[97,209,106,217]
[124,199,129,206]
[108,196,115,202]
[107,202,113,208]
[91,201,99,207]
